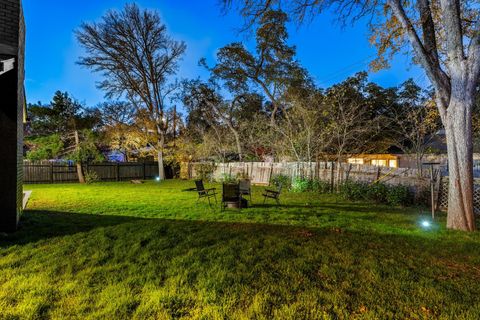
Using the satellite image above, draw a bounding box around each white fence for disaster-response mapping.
[183,161,431,190]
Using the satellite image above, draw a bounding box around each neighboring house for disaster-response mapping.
[0,0,26,233]
[347,154,400,168]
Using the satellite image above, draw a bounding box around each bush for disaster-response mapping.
[220,173,237,183]
[339,181,368,201]
[366,183,389,204]
[339,181,413,206]
[309,179,331,193]
[386,185,413,206]
[291,177,310,192]
[270,174,291,189]
[84,170,100,184]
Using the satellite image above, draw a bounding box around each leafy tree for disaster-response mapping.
[181,79,247,160]
[26,91,103,183]
[203,10,301,125]
[224,0,480,230]
[25,134,63,161]
[77,3,186,180]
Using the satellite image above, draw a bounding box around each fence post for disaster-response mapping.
[116,163,120,181]
[143,162,146,180]
[269,163,274,185]
[330,162,335,192]
[50,163,54,184]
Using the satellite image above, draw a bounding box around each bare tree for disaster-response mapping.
[318,73,384,185]
[224,0,480,230]
[388,80,441,171]
[76,3,186,180]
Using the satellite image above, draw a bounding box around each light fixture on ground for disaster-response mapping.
[155,176,160,182]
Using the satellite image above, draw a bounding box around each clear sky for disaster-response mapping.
[23,0,428,107]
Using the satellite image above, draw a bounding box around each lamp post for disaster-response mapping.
[422,162,440,220]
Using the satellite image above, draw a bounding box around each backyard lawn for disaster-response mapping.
[1,180,480,319]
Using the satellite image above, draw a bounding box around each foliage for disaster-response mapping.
[5,180,480,318]
[220,173,237,183]
[291,177,310,192]
[386,184,414,207]
[26,91,101,136]
[339,181,413,207]
[195,163,216,181]
[270,173,291,189]
[77,3,186,179]
[67,130,104,164]
[25,134,63,161]
[309,179,331,193]
[84,170,100,184]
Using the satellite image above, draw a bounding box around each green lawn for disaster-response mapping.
[1,180,480,319]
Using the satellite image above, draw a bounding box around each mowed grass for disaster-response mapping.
[1,180,480,319]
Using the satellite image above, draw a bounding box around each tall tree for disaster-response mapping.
[77,3,186,180]
[224,0,480,231]
[181,79,256,161]
[25,91,102,183]
[203,10,299,126]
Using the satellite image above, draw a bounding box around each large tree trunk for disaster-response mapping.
[444,93,476,231]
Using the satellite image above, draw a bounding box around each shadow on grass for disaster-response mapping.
[0,210,151,247]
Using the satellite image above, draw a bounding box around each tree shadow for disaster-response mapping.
[0,210,150,247]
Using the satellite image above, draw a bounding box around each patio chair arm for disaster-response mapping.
[264,189,279,195]
[205,188,216,193]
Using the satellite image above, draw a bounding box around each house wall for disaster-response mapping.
[0,0,25,233]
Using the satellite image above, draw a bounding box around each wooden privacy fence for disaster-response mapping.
[24,162,159,184]
[183,161,431,190]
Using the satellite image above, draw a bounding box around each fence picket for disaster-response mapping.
[23,162,159,184]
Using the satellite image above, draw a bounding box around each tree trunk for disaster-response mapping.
[444,95,476,231]
[157,149,165,180]
[74,130,85,183]
[232,130,243,161]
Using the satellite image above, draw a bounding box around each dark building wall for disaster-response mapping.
[0,0,25,233]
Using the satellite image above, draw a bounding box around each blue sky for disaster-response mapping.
[23,0,427,107]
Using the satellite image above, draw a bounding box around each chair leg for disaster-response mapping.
[207,196,211,206]
[263,196,266,204]
[214,193,217,204]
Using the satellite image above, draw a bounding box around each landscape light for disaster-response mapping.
[421,220,431,228]
[155,176,160,181]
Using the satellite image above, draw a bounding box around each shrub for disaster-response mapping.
[339,181,413,206]
[386,185,413,206]
[220,173,237,183]
[84,170,100,184]
[366,183,389,204]
[291,178,331,193]
[270,174,291,189]
[309,179,331,193]
[291,177,310,192]
[339,181,368,201]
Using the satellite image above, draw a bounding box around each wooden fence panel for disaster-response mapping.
[23,162,159,184]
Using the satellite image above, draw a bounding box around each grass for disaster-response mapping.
[1,180,480,319]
